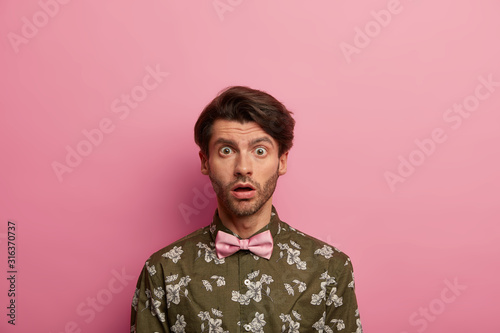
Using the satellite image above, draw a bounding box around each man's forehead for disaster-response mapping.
[210,119,274,144]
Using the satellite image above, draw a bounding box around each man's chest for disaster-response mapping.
[162,243,338,332]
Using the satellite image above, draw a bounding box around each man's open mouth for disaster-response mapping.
[231,183,256,199]
[231,183,256,191]
[234,186,254,192]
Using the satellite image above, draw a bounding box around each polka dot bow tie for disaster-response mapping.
[215,230,274,260]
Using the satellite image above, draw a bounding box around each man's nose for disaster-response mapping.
[234,152,253,176]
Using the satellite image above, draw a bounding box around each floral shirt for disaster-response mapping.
[131,207,363,333]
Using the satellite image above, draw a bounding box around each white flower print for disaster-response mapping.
[231,271,274,305]
[131,288,139,311]
[212,308,223,317]
[284,279,307,296]
[198,311,210,321]
[248,270,260,280]
[296,260,307,270]
[331,319,345,331]
[314,245,334,259]
[216,276,226,286]
[202,275,226,291]
[166,284,181,305]
[288,321,300,332]
[277,242,290,251]
[162,246,184,263]
[231,290,251,305]
[171,314,187,333]
[311,291,325,305]
[311,271,340,306]
[209,223,217,235]
[142,289,166,322]
[165,275,192,308]
[279,313,291,322]
[203,279,213,291]
[149,298,163,321]
[292,310,301,321]
[277,222,284,234]
[286,249,301,265]
[284,283,294,295]
[204,248,218,263]
[280,310,302,332]
[326,287,343,307]
[146,262,157,276]
[348,271,355,288]
[312,312,333,333]
[247,281,263,302]
[166,274,179,283]
[260,274,273,284]
[197,242,225,264]
[244,312,266,333]
[198,308,229,333]
[297,281,307,292]
[157,312,166,323]
[208,318,224,332]
[277,241,307,270]
[355,318,363,333]
[320,271,337,284]
[313,312,348,332]
[153,286,165,299]
[179,276,191,286]
[288,225,306,236]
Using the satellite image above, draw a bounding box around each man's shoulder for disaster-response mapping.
[146,225,212,264]
[278,220,352,264]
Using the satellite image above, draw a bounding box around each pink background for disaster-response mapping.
[1,1,499,332]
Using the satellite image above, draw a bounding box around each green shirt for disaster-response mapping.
[131,207,362,332]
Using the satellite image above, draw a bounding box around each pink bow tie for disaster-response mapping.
[215,230,274,260]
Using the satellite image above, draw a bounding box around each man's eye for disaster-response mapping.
[220,147,233,155]
[255,148,267,156]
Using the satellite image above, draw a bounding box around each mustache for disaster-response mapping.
[228,177,260,190]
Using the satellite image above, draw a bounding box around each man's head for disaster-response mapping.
[194,86,295,158]
[194,86,295,218]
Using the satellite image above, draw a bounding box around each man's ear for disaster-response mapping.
[199,151,209,175]
[278,151,288,176]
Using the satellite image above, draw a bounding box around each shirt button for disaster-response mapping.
[244,324,251,331]
[244,279,250,286]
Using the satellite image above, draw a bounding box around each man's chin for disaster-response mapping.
[227,199,261,217]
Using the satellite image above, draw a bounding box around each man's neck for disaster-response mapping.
[217,201,273,239]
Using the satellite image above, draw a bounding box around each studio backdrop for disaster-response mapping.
[1,1,499,332]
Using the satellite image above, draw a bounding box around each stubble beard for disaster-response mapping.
[209,168,279,217]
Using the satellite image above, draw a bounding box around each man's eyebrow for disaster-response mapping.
[213,137,274,147]
[250,137,275,147]
[213,138,237,147]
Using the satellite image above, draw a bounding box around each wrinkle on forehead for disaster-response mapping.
[210,120,274,146]
[215,121,264,135]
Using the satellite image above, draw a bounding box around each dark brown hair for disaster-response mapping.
[194,86,295,157]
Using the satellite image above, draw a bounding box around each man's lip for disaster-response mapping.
[231,183,256,191]
[231,188,256,199]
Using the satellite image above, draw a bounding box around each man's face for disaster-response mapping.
[200,119,288,217]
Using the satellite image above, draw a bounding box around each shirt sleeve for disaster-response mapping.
[131,262,170,333]
[326,255,363,333]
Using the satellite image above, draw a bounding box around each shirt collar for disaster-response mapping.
[209,205,282,242]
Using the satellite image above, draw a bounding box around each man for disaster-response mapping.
[131,86,362,332]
